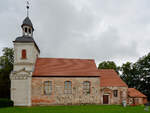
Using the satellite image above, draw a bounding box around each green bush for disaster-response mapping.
[0,98,13,107]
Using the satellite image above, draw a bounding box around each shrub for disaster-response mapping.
[0,98,13,108]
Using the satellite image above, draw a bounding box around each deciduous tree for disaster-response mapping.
[98,61,119,73]
[0,48,13,98]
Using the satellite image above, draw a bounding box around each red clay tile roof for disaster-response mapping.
[33,58,99,77]
[99,69,128,87]
[128,88,147,98]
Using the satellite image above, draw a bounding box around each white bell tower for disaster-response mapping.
[10,1,40,106]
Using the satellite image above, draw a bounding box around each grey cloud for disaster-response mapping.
[0,0,149,65]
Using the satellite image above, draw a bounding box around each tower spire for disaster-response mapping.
[26,0,29,17]
[21,0,34,37]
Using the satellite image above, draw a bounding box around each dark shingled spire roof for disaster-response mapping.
[14,35,35,42]
[21,17,34,30]
[13,35,40,53]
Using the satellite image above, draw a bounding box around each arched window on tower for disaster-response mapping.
[29,28,31,34]
[25,27,28,33]
[22,49,27,59]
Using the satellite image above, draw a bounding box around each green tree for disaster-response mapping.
[0,48,14,98]
[120,62,140,88]
[135,53,150,100]
[120,53,150,100]
[98,61,119,73]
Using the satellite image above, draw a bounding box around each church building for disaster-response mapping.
[10,5,147,106]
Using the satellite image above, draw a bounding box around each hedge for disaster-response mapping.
[0,98,13,107]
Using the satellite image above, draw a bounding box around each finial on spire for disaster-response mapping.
[26,0,29,17]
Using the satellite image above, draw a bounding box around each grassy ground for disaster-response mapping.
[0,105,149,113]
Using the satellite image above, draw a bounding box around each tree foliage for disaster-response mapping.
[0,48,14,98]
[120,53,150,100]
[134,53,150,100]
[98,61,119,73]
[120,62,139,88]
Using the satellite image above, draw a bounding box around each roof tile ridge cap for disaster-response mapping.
[98,69,115,71]
[134,88,143,94]
[36,57,95,60]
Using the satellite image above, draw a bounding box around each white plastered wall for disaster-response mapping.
[10,42,39,106]
[13,43,39,71]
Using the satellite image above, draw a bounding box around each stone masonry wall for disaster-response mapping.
[128,97,146,105]
[32,77,100,105]
[100,87,128,104]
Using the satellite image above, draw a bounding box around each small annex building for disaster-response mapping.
[99,69,128,105]
[128,88,147,105]
[10,13,147,106]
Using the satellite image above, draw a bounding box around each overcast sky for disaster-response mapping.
[0,0,150,66]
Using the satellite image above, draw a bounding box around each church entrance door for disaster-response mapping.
[103,95,109,104]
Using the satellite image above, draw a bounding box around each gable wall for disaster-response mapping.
[100,86,128,104]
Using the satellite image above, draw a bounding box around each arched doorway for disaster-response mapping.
[103,95,109,104]
[101,88,112,104]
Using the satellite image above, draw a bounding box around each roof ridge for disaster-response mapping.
[98,69,115,71]
[37,57,95,61]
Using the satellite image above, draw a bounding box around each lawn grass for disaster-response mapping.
[0,105,149,113]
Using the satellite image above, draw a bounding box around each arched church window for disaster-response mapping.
[29,28,31,34]
[44,81,52,95]
[64,81,72,94]
[83,81,90,94]
[113,90,118,97]
[25,27,28,33]
[22,49,27,59]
